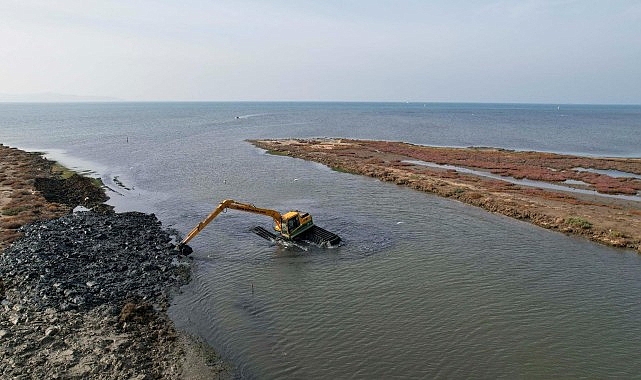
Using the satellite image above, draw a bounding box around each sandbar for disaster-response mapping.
[250,138,641,253]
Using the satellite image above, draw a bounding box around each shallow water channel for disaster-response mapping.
[404,159,641,201]
[167,151,641,379]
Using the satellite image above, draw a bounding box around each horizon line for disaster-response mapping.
[1,100,640,106]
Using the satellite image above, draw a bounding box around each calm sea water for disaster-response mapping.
[1,102,641,378]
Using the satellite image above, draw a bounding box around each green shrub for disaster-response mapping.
[567,217,592,229]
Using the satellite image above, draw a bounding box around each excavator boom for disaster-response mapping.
[179,199,282,248]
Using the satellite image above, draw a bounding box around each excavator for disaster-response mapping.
[177,199,341,254]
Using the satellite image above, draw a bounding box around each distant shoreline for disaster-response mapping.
[2,100,640,107]
[250,138,641,253]
[0,92,121,102]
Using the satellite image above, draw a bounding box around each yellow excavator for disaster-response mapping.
[177,199,341,254]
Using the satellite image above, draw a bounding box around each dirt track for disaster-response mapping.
[250,138,641,253]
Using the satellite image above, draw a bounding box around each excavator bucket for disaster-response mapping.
[178,244,193,255]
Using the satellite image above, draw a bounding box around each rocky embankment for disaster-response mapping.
[0,144,232,379]
[1,211,191,378]
[250,138,641,253]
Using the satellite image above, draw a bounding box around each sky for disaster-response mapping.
[1,0,640,104]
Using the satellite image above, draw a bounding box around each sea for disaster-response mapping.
[1,102,641,379]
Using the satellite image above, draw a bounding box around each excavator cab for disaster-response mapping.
[277,211,314,239]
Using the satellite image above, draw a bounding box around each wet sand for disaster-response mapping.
[250,138,641,253]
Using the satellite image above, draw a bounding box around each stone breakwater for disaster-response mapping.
[250,138,641,253]
[1,211,185,312]
[0,211,194,378]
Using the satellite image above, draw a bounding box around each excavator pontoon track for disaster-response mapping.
[253,225,341,247]
[252,226,279,241]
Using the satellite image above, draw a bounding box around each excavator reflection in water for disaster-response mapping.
[177,199,341,254]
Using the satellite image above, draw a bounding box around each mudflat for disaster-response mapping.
[250,138,641,253]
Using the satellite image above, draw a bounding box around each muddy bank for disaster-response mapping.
[250,138,641,253]
[0,144,233,379]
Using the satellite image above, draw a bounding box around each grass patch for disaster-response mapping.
[51,163,104,188]
[1,206,30,216]
[0,214,34,229]
[608,230,626,238]
[87,176,104,188]
[566,216,593,229]
[265,150,290,156]
[51,163,77,179]
[330,166,354,174]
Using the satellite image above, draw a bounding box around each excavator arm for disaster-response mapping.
[177,198,340,254]
[177,199,283,254]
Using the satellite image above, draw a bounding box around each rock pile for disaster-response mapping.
[1,211,186,311]
[0,210,198,379]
